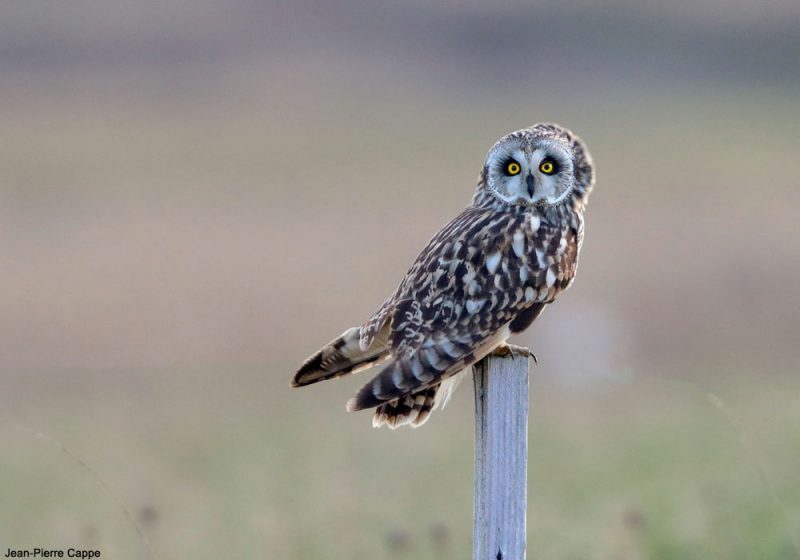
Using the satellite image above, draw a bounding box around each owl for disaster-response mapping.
[293,123,595,428]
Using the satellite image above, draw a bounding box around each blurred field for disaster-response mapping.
[2,1,799,557]
[3,366,800,559]
[2,85,797,376]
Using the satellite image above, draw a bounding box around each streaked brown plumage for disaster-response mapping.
[293,123,595,428]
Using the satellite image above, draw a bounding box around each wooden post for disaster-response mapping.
[473,352,530,560]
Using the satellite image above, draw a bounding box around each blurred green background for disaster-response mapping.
[1,1,799,558]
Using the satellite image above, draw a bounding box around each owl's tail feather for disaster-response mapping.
[371,371,465,429]
[372,385,439,429]
[292,327,389,387]
[346,335,476,413]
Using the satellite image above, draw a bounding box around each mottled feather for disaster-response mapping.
[347,204,580,412]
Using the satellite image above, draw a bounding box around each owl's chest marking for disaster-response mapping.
[483,210,579,308]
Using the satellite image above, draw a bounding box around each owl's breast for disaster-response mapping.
[513,212,581,304]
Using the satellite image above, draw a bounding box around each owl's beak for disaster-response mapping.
[526,174,536,198]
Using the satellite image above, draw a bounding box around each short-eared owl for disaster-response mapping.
[293,123,594,428]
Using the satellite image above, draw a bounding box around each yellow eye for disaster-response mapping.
[505,161,521,175]
[539,160,555,174]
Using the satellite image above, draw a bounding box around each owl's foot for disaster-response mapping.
[491,343,537,364]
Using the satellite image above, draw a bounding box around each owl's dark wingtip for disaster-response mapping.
[291,350,325,387]
[346,385,384,412]
[290,371,309,388]
[345,397,359,412]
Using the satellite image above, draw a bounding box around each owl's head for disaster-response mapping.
[478,123,594,209]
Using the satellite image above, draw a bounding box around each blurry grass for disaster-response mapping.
[2,365,799,559]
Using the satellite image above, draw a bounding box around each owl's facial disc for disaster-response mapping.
[485,139,575,207]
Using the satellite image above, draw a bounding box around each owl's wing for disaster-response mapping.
[349,206,574,412]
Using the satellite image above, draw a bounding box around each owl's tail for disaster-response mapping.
[292,327,389,387]
[371,371,466,429]
[372,385,439,428]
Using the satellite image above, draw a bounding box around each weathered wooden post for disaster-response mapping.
[473,351,530,560]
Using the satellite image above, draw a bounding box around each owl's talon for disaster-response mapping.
[492,343,533,361]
